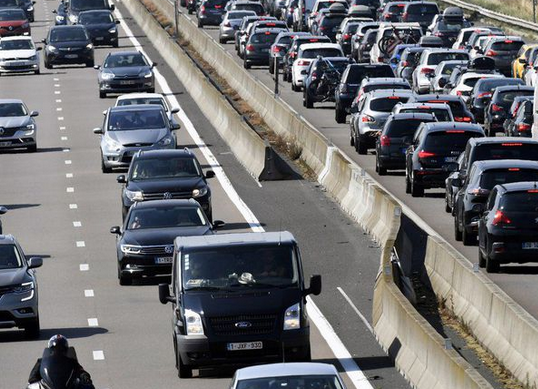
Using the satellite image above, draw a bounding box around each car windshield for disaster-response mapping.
[370,96,410,112]
[79,12,113,24]
[50,28,88,42]
[108,110,166,130]
[0,39,33,50]
[0,103,26,117]
[427,52,468,65]
[424,131,481,150]
[302,48,341,58]
[117,98,166,110]
[0,245,22,269]
[474,143,538,162]
[70,0,108,11]
[104,54,148,68]
[401,108,450,121]
[130,157,201,180]
[0,9,25,20]
[480,169,538,190]
[501,192,538,212]
[236,375,344,389]
[127,206,207,230]
[182,245,299,290]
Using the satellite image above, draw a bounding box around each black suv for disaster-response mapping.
[405,122,484,197]
[453,160,538,245]
[43,25,94,68]
[0,235,42,338]
[408,94,475,123]
[468,77,524,124]
[478,182,538,272]
[484,85,534,136]
[110,199,223,285]
[117,149,215,220]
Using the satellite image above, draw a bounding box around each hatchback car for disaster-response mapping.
[96,51,156,98]
[291,42,343,91]
[115,93,180,127]
[408,94,476,123]
[116,149,215,219]
[484,85,534,136]
[405,122,484,197]
[268,31,309,73]
[197,0,228,27]
[468,77,524,123]
[505,99,533,137]
[0,99,38,152]
[219,10,256,43]
[0,234,42,338]
[392,102,454,122]
[43,25,94,68]
[400,1,439,31]
[0,35,40,75]
[483,36,525,76]
[78,9,119,47]
[93,105,180,172]
[0,8,29,37]
[244,29,281,68]
[282,35,330,81]
[110,199,222,285]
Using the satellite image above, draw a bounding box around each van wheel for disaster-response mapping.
[24,316,40,339]
[177,354,193,378]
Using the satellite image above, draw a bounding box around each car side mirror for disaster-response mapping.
[116,174,126,184]
[212,220,225,228]
[171,122,181,130]
[41,38,47,44]
[171,107,180,114]
[116,20,120,24]
[36,47,43,51]
[159,283,175,304]
[452,178,461,187]
[0,206,7,215]
[305,274,322,296]
[110,4,115,10]
[152,62,158,68]
[110,226,121,234]
[93,127,103,134]
[94,65,101,70]
[27,257,43,269]
[205,170,215,178]
[52,9,57,13]
[30,111,39,117]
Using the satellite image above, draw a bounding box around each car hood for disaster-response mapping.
[84,23,115,32]
[0,267,29,287]
[106,128,168,145]
[105,66,149,77]
[49,40,90,48]
[0,49,36,59]
[122,226,213,245]
[0,116,30,128]
[128,177,206,193]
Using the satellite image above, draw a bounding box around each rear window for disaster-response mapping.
[491,41,524,52]
[228,11,256,19]
[406,4,439,14]
[276,35,293,45]
[401,108,451,121]
[473,143,538,162]
[477,79,522,92]
[346,65,394,82]
[426,100,465,116]
[318,1,348,10]
[386,119,428,137]
[353,0,379,5]
[501,192,538,212]
[388,4,406,14]
[436,20,466,31]
[302,48,342,58]
[424,131,481,150]
[205,0,227,6]
[251,32,279,43]
[370,96,410,112]
[480,169,538,190]
[440,63,463,75]
[364,84,410,93]
[496,90,534,105]
[344,24,360,34]
[463,77,481,88]
[427,52,468,65]
[233,3,264,14]
[320,15,346,27]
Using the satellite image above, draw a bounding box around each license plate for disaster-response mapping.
[95,37,104,41]
[65,54,78,59]
[261,48,269,53]
[120,80,136,85]
[155,257,173,264]
[8,61,25,66]
[227,341,263,351]
[0,141,11,146]
[522,242,538,249]
[444,157,457,163]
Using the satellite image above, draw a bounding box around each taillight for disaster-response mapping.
[518,123,531,132]
[485,49,497,56]
[380,135,390,146]
[224,21,231,26]
[446,130,464,133]
[477,92,492,99]
[273,46,281,53]
[492,210,511,226]
[401,61,408,67]
[343,33,351,40]
[418,150,435,158]
[454,117,471,122]
[467,188,490,196]
[319,26,326,31]
[378,56,384,62]
[383,13,390,18]
[311,71,318,80]
[215,4,222,8]
[246,44,255,51]
[302,7,305,12]
[290,52,296,58]
[491,104,503,112]
[200,5,205,13]
[434,32,444,37]
[421,67,434,74]
[456,91,462,96]
[297,60,309,66]
[361,115,375,123]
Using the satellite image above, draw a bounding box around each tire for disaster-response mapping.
[269,61,274,74]
[197,20,203,28]
[445,196,451,213]
[485,255,500,273]
[122,206,129,220]
[101,155,112,173]
[34,68,40,75]
[24,317,40,339]
[305,91,313,108]
[177,352,193,378]
[188,8,193,14]
[454,214,462,241]
[357,138,367,155]
[376,158,387,175]
[27,144,37,153]
[244,61,250,69]
[113,40,119,48]
[335,104,346,123]
[285,345,311,362]
[462,228,476,246]
[45,60,51,69]
[478,248,486,268]
[349,131,354,146]
[86,60,94,67]
[283,70,288,82]
[219,37,226,44]
[119,274,132,286]
[405,174,411,193]
[292,82,300,92]
[410,175,424,197]
[99,91,106,99]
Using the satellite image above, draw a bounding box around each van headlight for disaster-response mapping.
[125,189,144,201]
[192,187,208,198]
[185,309,204,335]
[120,244,142,254]
[283,302,300,330]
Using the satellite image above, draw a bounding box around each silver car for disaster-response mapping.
[230,363,347,389]
[219,10,257,43]
[0,99,38,152]
[429,60,467,94]
[93,105,180,173]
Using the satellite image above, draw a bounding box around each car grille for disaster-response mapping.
[123,143,153,147]
[209,314,278,336]
[143,191,192,200]
[0,26,22,31]
[137,245,172,256]
[115,74,142,80]
[0,311,14,321]
[0,128,19,137]
[59,47,83,52]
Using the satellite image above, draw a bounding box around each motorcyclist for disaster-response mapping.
[28,335,94,388]
[315,57,341,99]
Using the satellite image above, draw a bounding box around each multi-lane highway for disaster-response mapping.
[182,9,538,317]
[0,1,411,388]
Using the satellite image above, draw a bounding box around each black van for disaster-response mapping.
[158,231,322,378]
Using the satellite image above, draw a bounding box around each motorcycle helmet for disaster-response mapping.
[48,334,69,354]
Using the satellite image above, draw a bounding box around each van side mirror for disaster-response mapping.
[159,283,175,304]
[116,175,126,184]
[27,257,43,269]
[110,226,121,234]
[305,274,322,296]
[205,170,215,178]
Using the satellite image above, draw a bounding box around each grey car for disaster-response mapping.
[0,99,38,152]
[219,10,256,43]
[93,105,180,173]
[0,234,42,338]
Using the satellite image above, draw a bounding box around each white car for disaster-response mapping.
[114,93,180,127]
[412,49,469,94]
[449,72,504,103]
[469,34,501,58]
[291,42,343,91]
[0,36,40,75]
[230,363,347,389]
[369,22,422,64]
[452,27,493,50]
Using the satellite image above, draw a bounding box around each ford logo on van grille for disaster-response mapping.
[235,321,252,328]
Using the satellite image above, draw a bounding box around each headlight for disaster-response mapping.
[108,27,117,34]
[185,309,204,335]
[56,15,65,22]
[125,189,144,201]
[24,123,35,135]
[192,187,208,198]
[101,71,115,80]
[142,71,153,79]
[27,55,37,61]
[103,136,120,150]
[283,302,300,330]
[22,22,29,29]
[157,136,173,146]
[47,45,58,52]
[69,14,78,23]
[85,43,93,50]
[27,5,33,11]
[14,282,34,302]
[120,244,142,254]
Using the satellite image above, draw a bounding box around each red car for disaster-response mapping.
[0,8,30,37]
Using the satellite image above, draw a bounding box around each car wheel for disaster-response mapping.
[219,37,226,44]
[335,105,346,123]
[410,175,423,197]
[357,138,367,155]
[122,206,129,220]
[113,40,119,48]
[445,197,451,213]
[283,70,288,82]
[188,8,193,14]
[462,228,476,246]
[305,91,313,108]
[197,20,203,28]
[485,255,500,273]
[478,247,486,268]
[292,82,300,92]
[244,61,250,69]
[349,130,354,146]
[376,158,386,175]
[45,61,52,69]
[177,353,193,378]
[86,60,95,67]
[454,214,462,241]
[101,154,112,173]
[27,144,37,153]
[119,274,132,286]
[24,316,40,339]
[269,61,274,74]
[405,173,411,194]
[99,91,106,99]
[34,68,40,75]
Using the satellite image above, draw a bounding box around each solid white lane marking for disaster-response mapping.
[76,241,86,248]
[66,187,74,193]
[93,351,105,360]
[88,318,99,327]
[73,221,82,227]
[61,136,68,141]
[80,264,89,271]
[69,204,78,209]
[116,11,263,231]
[66,173,73,178]
[337,287,374,335]
[64,160,71,164]
[58,117,64,121]
[84,289,94,297]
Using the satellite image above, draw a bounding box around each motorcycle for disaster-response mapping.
[0,206,7,235]
[315,61,341,103]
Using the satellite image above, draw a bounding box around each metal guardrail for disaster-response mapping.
[440,0,538,33]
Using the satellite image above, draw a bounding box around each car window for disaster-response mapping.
[501,191,538,212]
[70,0,108,11]
[386,119,427,137]
[50,28,89,42]
[127,206,207,230]
[370,96,410,112]
[108,110,166,130]
[424,131,481,150]
[235,376,344,389]
[228,11,255,19]
[473,143,538,162]
[0,103,27,117]
[400,108,450,121]
[427,52,468,66]
[250,32,278,44]
[301,48,342,58]
[490,41,524,52]
[104,54,149,68]
[0,245,22,269]
[130,157,201,180]
[480,169,538,190]
[0,39,34,50]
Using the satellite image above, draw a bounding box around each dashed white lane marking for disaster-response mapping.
[56,99,62,103]
[80,264,89,271]
[54,91,61,94]
[337,287,374,335]
[66,187,74,193]
[61,136,68,141]
[60,126,66,130]
[88,318,99,327]
[64,160,71,164]
[54,84,60,87]
[84,289,94,297]
[58,117,64,121]
[69,204,78,209]
[66,173,73,178]
[57,107,63,111]
[53,78,59,81]
[76,241,86,248]
[92,351,105,360]
[73,221,82,227]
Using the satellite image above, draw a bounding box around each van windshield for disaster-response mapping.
[182,245,299,291]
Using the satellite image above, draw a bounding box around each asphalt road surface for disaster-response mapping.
[0,1,410,388]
